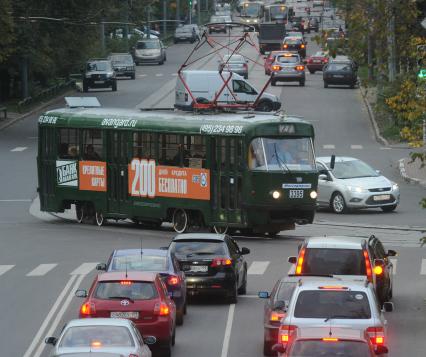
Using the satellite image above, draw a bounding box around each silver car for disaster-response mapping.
[45,318,155,357]
[218,54,249,79]
[316,156,400,213]
[133,39,167,65]
[270,52,306,86]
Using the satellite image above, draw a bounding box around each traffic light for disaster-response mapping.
[418,45,426,80]
[189,0,192,7]
[419,69,426,80]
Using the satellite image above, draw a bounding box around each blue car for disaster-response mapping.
[97,248,187,325]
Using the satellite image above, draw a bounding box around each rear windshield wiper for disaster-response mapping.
[324,314,350,322]
[108,296,134,303]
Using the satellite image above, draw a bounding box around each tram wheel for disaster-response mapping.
[172,209,188,233]
[95,211,105,226]
[76,204,84,223]
[213,225,229,234]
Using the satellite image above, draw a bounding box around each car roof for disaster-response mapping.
[296,326,366,340]
[66,318,133,328]
[172,233,227,242]
[316,156,358,163]
[98,271,158,281]
[137,38,159,42]
[305,236,364,250]
[58,353,123,357]
[113,248,167,257]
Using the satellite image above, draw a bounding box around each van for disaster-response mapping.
[174,70,281,112]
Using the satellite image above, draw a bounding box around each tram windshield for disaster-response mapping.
[248,137,316,171]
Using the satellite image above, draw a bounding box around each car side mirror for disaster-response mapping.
[143,336,157,345]
[288,256,297,264]
[96,263,107,271]
[258,291,270,299]
[375,345,389,355]
[75,289,88,298]
[318,174,328,181]
[387,249,397,257]
[241,247,250,255]
[272,343,286,353]
[330,154,336,170]
[375,169,381,174]
[383,301,394,312]
[45,337,57,345]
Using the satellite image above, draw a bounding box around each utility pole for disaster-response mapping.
[197,0,201,26]
[163,0,167,36]
[387,0,396,82]
[176,0,181,23]
[367,1,374,82]
[147,5,151,38]
[100,21,105,55]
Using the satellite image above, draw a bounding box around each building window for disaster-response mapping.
[82,129,103,161]
[58,128,79,159]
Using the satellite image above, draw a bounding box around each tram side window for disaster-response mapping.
[248,138,265,169]
[132,132,156,160]
[183,135,206,168]
[159,134,182,166]
[58,128,79,159]
[82,129,103,161]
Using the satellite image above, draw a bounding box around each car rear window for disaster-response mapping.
[170,240,226,258]
[136,41,160,49]
[289,339,370,356]
[60,325,134,348]
[277,55,298,63]
[303,248,366,276]
[328,63,352,71]
[285,39,302,45]
[294,290,371,319]
[111,254,167,272]
[94,281,158,300]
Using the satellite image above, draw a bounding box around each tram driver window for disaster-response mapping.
[248,138,265,169]
[82,129,103,161]
[58,128,79,159]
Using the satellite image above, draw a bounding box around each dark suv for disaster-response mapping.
[282,36,306,58]
[323,56,358,88]
[83,59,117,92]
[107,53,135,79]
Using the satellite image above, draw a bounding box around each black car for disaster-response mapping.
[82,59,117,92]
[323,56,358,88]
[96,248,187,325]
[282,36,306,58]
[169,233,250,303]
[107,53,135,79]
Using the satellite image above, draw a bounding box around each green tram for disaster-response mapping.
[37,107,318,235]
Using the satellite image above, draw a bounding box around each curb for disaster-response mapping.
[398,158,426,188]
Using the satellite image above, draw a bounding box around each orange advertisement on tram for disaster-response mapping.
[128,159,210,200]
[79,161,107,192]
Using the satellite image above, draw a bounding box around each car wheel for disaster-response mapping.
[228,280,238,304]
[263,339,275,356]
[331,192,347,214]
[299,80,305,86]
[95,211,105,226]
[268,231,279,237]
[176,308,184,326]
[350,83,355,89]
[159,60,164,65]
[76,204,84,223]
[238,269,247,295]
[160,340,172,357]
[172,208,188,233]
[171,328,176,346]
[255,99,274,112]
[324,81,328,88]
[183,301,187,314]
[381,204,397,212]
[112,81,117,91]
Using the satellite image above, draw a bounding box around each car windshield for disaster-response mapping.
[289,340,371,356]
[303,248,366,275]
[60,325,134,348]
[294,290,371,319]
[111,254,168,272]
[170,240,226,258]
[94,281,158,300]
[136,41,160,49]
[288,32,303,38]
[277,55,299,63]
[87,62,109,71]
[249,137,316,171]
[176,27,191,33]
[328,63,352,71]
[313,51,326,57]
[210,16,223,23]
[325,159,379,179]
[270,5,287,19]
[110,55,133,64]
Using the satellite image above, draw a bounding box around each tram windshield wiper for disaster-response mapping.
[273,143,292,173]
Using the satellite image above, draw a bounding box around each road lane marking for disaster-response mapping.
[0,265,14,276]
[26,264,58,277]
[70,262,98,275]
[240,295,259,298]
[0,199,32,202]
[10,146,27,152]
[220,304,235,357]
[323,144,335,149]
[389,258,397,275]
[138,74,147,77]
[247,261,270,275]
[421,259,426,275]
[350,145,363,149]
[22,275,78,357]
[155,73,164,77]
[380,147,392,150]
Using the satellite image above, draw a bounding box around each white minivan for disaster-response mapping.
[174,70,281,111]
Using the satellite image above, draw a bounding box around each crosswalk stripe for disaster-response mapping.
[350,144,363,149]
[0,265,14,276]
[389,258,397,275]
[421,259,426,275]
[27,264,57,277]
[323,144,335,149]
[155,73,163,77]
[11,147,27,152]
[172,73,178,76]
[70,262,98,275]
[247,261,270,275]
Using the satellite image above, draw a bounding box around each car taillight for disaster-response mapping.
[373,265,383,275]
[295,248,306,275]
[154,302,170,316]
[308,58,313,63]
[283,44,288,49]
[366,327,385,346]
[211,258,232,267]
[322,337,339,342]
[270,311,285,323]
[278,325,297,344]
[363,249,373,282]
[80,302,96,316]
[295,65,305,71]
[301,44,305,48]
[167,275,180,286]
[272,65,282,71]
[323,58,328,63]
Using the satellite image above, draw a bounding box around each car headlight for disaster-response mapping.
[310,191,318,199]
[271,190,281,199]
[246,19,250,23]
[348,186,365,193]
[254,19,258,23]
[392,183,399,191]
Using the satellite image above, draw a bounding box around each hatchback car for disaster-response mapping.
[169,233,250,303]
[316,156,400,213]
[264,51,288,75]
[208,15,228,33]
[173,24,200,43]
[282,37,306,58]
[133,39,167,65]
[270,52,305,86]
[323,57,357,88]
[107,53,135,79]
[45,318,155,357]
[219,54,249,79]
[306,51,328,73]
[288,235,397,305]
[76,271,176,357]
[83,59,117,92]
[97,249,187,325]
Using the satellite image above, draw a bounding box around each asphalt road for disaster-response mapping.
[0,12,425,357]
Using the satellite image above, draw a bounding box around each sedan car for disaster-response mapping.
[219,54,249,79]
[96,248,187,325]
[323,57,357,88]
[306,51,328,73]
[133,39,166,65]
[107,53,135,79]
[76,271,176,357]
[270,52,305,86]
[316,156,400,213]
[208,15,228,33]
[45,318,154,357]
[169,233,250,303]
[282,37,306,58]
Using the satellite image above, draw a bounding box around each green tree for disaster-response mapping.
[0,0,15,64]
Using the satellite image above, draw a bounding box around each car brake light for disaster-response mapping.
[91,340,102,348]
[373,265,383,275]
[243,63,248,69]
[211,258,232,267]
[120,280,132,285]
[270,311,285,322]
[366,327,385,346]
[272,65,282,71]
[318,286,348,290]
[301,44,305,48]
[80,302,96,316]
[295,65,305,71]
[167,275,180,286]
[295,248,305,275]
[363,249,373,282]
[278,325,297,344]
[154,302,170,316]
[283,44,288,49]
[322,337,339,342]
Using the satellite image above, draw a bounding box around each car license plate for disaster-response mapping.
[373,194,391,201]
[189,265,208,272]
[110,311,139,319]
[333,75,344,78]
[289,190,304,199]
[94,80,104,84]
[313,60,321,63]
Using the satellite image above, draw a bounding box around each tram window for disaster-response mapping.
[82,129,103,161]
[159,134,182,166]
[183,135,206,168]
[248,138,265,169]
[229,138,236,171]
[221,176,227,209]
[219,138,227,169]
[58,128,79,159]
[229,176,235,209]
[132,132,156,159]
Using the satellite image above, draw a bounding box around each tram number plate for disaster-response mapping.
[289,190,304,199]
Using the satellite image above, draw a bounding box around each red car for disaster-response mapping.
[306,51,329,73]
[76,271,176,357]
[264,51,290,75]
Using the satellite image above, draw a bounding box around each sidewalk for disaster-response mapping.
[399,156,426,188]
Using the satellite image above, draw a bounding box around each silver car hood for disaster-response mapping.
[336,175,391,189]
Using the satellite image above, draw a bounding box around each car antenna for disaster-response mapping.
[125,257,128,279]
[328,315,333,337]
[140,237,143,260]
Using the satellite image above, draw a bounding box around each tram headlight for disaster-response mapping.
[272,190,281,199]
[310,191,318,199]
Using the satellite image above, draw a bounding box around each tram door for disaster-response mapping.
[212,137,243,227]
[38,127,56,211]
[107,131,129,214]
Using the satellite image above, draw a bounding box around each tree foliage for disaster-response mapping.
[0,0,15,64]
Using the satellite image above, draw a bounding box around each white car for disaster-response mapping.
[45,318,155,357]
[316,156,400,213]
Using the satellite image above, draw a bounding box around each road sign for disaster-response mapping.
[422,17,426,29]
